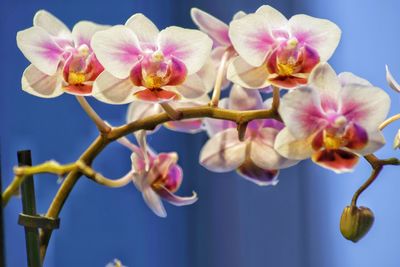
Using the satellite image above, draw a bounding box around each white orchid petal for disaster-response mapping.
[274,127,314,160]
[21,65,63,98]
[227,56,271,89]
[92,71,141,104]
[125,13,159,45]
[72,21,110,47]
[385,65,400,93]
[142,186,167,218]
[199,128,247,172]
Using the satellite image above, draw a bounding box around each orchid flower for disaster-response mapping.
[17,10,108,98]
[106,259,126,267]
[200,85,298,186]
[227,5,341,89]
[394,130,400,150]
[386,65,400,93]
[191,8,246,90]
[91,13,212,104]
[127,95,209,134]
[119,138,197,217]
[274,63,390,173]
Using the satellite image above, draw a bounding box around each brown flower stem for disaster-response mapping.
[352,154,400,206]
[272,86,280,111]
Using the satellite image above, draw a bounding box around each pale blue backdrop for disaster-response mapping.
[1,0,399,266]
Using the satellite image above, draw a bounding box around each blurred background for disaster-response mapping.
[1,0,400,266]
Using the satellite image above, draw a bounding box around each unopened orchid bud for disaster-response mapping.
[340,205,374,242]
[394,129,400,149]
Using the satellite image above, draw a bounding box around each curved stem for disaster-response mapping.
[210,49,231,107]
[75,96,111,134]
[351,166,382,206]
[379,113,400,131]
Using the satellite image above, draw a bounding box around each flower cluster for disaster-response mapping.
[17,5,394,217]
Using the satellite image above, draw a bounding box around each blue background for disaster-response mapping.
[1,0,400,266]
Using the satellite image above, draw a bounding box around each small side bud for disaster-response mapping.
[394,129,400,150]
[340,205,374,242]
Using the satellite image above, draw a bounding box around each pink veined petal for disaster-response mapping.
[227,56,271,89]
[274,127,314,160]
[148,152,179,186]
[33,10,73,47]
[237,160,279,187]
[288,14,341,62]
[279,86,327,139]
[199,128,247,172]
[308,63,341,112]
[72,21,110,47]
[173,73,207,99]
[340,84,390,133]
[92,71,141,104]
[311,149,359,174]
[229,13,276,67]
[190,8,231,47]
[21,64,64,98]
[385,65,400,93]
[250,128,299,170]
[255,5,288,29]
[91,25,142,79]
[17,26,65,75]
[158,26,213,74]
[142,186,167,217]
[229,84,264,110]
[63,84,93,96]
[125,13,159,47]
[338,72,372,88]
[157,186,198,206]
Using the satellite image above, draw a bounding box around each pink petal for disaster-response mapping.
[17,26,65,75]
[312,149,359,173]
[63,84,92,95]
[237,160,279,186]
[173,73,207,99]
[288,14,341,62]
[199,128,247,172]
[158,26,212,74]
[279,86,327,139]
[344,123,368,150]
[21,64,63,98]
[190,8,231,47]
[340,83,390,133]
[166,57,188,86]
[157,186,198,206]
[229,13,276,67]
[91,25,142,79]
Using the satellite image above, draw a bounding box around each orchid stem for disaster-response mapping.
[160,102,182,120]
[237,122,248,142]
[272,86,280,112]
[210,50,231,107]
[75,96,111,134]
[379,113,400,131]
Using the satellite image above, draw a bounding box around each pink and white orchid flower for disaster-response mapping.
[17,10,108,98]
[127,95,210,134]
[91,13,212,104]
[120,138,197,217]
[191,8,246,90]
[227,5,341,89]
[200,85,297,186]
[274,63,390,173]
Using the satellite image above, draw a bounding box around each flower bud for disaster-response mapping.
[340,205,374,242]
